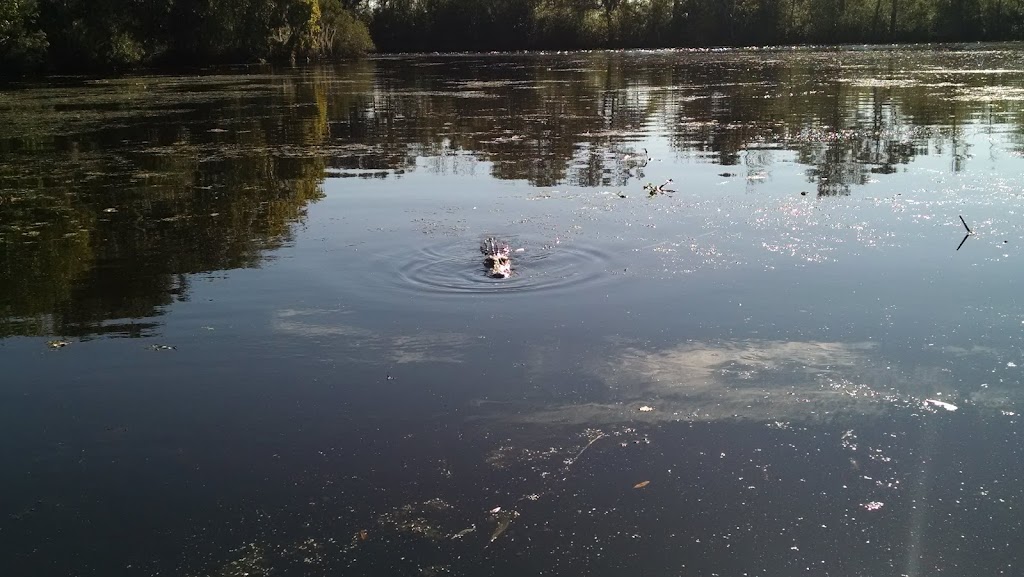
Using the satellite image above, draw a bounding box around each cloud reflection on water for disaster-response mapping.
[273,308,472,365]
[507,338,1021,426]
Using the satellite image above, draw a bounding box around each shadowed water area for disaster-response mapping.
[2,46,1023,576]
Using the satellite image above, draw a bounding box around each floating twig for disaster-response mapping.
[956,234,970,251]
[959,215,973,234]
[566,433,607,469]
[956,215,976,251]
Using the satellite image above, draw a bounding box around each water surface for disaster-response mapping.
[2,46,1023,576]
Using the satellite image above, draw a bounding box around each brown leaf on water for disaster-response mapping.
[633,480,650,489]
[358,529,369,541]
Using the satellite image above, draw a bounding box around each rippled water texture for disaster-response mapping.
[2,46,1024,577]
[391,237,612,295]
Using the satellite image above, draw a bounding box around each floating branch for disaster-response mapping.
[956,234,970,251]
[959,215,973,234]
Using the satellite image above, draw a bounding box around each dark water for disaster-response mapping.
[2,46,1023,576]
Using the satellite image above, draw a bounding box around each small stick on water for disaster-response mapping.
[567,434,607,468]
[959,215,973,234]
[956,234,970,251]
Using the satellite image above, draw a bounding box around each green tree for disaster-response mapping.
[600,0,621,44]
[0,0,48,70]
[308,0,375,58]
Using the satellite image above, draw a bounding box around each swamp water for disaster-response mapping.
[1,46,1023,576]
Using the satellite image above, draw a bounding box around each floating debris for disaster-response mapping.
[450,525,476,540]
[565,432,606,469]
[862,501,885,511]
[959,215,974,234]
[202,543,269,577]
[924,399,958,411]
[146,344,176,351]
[644,179,675,196]
[488,509,519,543]
[341,530,367,553]
[638,405,654,412]
[47,340,71,349]
[377,498,457,541]
[633,480,651,489]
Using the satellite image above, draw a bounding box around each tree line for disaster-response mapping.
[0,0,374,73]
[2,0,1024,72]
[371,0,1024,52]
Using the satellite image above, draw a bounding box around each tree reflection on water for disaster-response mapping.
[2,47,1021,337]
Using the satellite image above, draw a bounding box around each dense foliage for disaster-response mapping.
[1,0,374,73]
[2,0,1024,72]
[370,0,1024,52]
